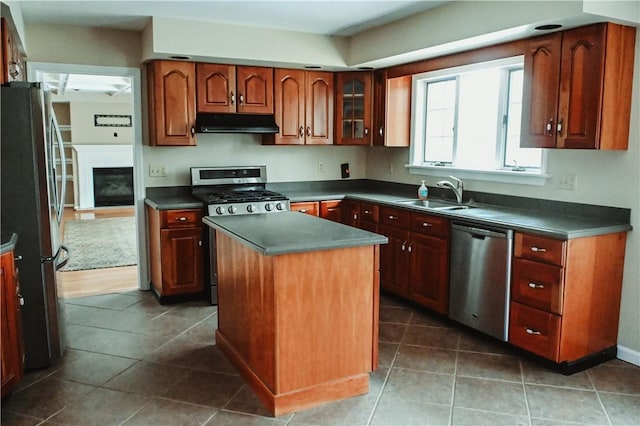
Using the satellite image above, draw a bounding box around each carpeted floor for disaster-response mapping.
[61,217,137,271]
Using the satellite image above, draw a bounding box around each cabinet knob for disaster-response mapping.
[557,119,563,136]
[379,127,384,137]
[306,127,311,136]
[364,128,369,135]
[525,327,542,336]
[17,293,24,306]
[14,255,22,262]
[353,214,358,220]
[299,209,308,213]
[422,222,432,227]
[407,243,413,253]
[530,246,547,253]
[239,93,244,105]
[546,118,554,136]
[299,126,304,137]
[401,241,407,251]
[191,126,195,136]
[528,282,545,289]
[230,91,235,105]
[176,217,188,221]
[388,215,398,220]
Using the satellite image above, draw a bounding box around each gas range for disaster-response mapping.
[191,166,290,216]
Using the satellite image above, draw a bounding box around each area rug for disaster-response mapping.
[61,217,137,271]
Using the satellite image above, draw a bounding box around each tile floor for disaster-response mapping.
[2,290,639,426]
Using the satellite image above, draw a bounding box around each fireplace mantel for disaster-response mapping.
[73,144,133,210]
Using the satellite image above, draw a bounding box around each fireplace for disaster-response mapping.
[73,145,133,210]
[92,167,134,207]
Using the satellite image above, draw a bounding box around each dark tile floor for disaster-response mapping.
[2,290,639,425]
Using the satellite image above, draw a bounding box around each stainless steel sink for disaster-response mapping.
[397,199,474,211]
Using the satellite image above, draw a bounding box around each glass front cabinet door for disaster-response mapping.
[336,72,372,145]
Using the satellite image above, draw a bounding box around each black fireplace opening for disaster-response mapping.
[93,167,134,207]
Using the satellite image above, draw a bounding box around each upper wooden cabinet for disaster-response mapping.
[196,64,273,114]
[335,72,373,145]
[521,23,636,150]
[147,60,197,146]
[264,69,334,145]
[373,70,411,147]
[1,17,25,84]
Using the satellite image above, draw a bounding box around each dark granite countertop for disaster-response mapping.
[146,181,632,240]
[1,232,18,255]
[203,212,388,256]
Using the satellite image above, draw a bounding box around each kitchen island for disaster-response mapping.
[203,212,387,416]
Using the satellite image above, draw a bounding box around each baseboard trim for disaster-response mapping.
[617,344,640,367]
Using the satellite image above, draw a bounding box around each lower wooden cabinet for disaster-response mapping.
[319,200,341,222]
[147,206,204,300]
[1,248,23,397]
[509,231,627,364]
[290,201,319,216]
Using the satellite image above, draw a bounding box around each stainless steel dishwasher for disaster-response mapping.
[449,223,513,341]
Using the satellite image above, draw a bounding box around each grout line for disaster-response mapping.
[519,358,534,426]
[448,331,461,426]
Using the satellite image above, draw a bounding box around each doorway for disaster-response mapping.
[27,62,147,298]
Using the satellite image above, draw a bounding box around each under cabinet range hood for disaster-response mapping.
[195,113,279,134]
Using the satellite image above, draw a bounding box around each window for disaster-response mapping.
[410,57,546,183]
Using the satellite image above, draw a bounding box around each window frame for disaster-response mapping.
[408,56,549,186]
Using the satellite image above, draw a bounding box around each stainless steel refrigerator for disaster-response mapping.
[1,82,69,370]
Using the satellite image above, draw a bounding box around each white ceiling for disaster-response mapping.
[18,0,449,36]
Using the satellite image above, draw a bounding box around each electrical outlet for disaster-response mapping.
[149,164,167,177]
[557,173,577,190]
[317,162,325,173]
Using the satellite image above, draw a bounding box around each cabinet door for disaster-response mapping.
[305,71,334,145]
[372,70,386,146]
[384,76,411,147]
[236,66,273,114]
[336,72,372,145]
[521,33,561,148]
[341,200,360,227]
[1,251,23,397]
[160,228,204,296]
[408,234,449,314]
[271,69,306,145]
[196,63,236,113]
[556,24,605,149]
[149,61,196,146]
[378,225,410,298]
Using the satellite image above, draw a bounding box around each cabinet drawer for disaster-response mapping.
[509,302,560,361]
[410,213,449,238]
[515,233,565,266]
[379,206,410,228]
[512,259,564,314]
[160,209,203,228]
[290,201,319,216]
[360,202,379,223]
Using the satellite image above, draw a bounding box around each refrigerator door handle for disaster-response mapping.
[55,244,70,270]
[50,111,66,223]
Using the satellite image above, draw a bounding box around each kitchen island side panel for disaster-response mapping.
[216,231,277,391]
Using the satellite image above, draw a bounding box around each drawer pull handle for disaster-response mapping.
[176,217,189,221]
[528,282,545,289]
[389,215,398,220]
[364,210,372,214]
[530,246,547,253]
[299,209,308,213]
[14,255,22,262]
[327,208,337,212]
[525,327,542,336]
[422,222,432,227]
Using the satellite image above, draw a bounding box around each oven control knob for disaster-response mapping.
[215,206,225,215]
[264,202,274,212]
[275,202,284,211]
[247,204,257,213]
[228,206,238,214]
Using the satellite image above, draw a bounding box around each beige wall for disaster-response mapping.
[70,102,134,145]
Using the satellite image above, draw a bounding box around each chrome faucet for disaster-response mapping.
[436,175,464,204]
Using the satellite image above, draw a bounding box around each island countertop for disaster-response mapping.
[203,211,388,256]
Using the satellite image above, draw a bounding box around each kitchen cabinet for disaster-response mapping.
[319,200,342,222]
[521,23,636,150]
[1,17,25,84]
[341,200,361,228]
[1,248,23,397]
[373,70,411,147]
[377,206,449,314]
[196,64,273,114]
[335,72,373,145]
[358,202,379,233]
[147,60,197,146]
[147,206,204,301]
[509,231,627,367]
[264,69,334,145]
[290,201,319,216]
